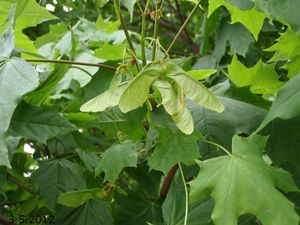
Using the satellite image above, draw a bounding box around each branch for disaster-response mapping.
[7,175,36,195]
[165,2,200,57]
[0,215,17,225]
[24,58,117,70]
[159,164,179,199]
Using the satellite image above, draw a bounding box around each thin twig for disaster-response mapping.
[24,58,117,70]
[199,139,233,156]
[165,2,200,57]
[71,66,93,77]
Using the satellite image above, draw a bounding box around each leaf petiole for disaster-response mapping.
[178,163,189,225]
[199,139,233,156]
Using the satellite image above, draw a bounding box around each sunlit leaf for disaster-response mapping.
[0,0,57,52]
[208,0,266,40]
[228,54,283,94]
[186,69,217,80]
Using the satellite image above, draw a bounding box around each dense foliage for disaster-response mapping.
[1,0,300,225]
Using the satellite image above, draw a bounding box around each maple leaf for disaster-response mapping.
[189,134,299,225]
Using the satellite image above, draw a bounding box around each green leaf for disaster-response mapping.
[228,54,283,94]
[257,72,300,131]
[213,22,254,61]
[208,0,266,40]
[95,43,128,61]
[212,80,271,108]
[25,64,70,106]
[57,52,102,91]
[81,66,131,112]
[75,149,100,172]
[76,18,126,46]
[119,64,159,113]
[126,165,162,199]
[225,0,254,10]
[171,56,194,71]
[189,96,267,158]
[254,0,300,35]
[166,61,224,113]
[120,0,136,22]
[153,79,194,134]
[96,15,120,33]
[114,188,163,225]
[0,0,57,52]
[57,188,107,208]
[95,142,142,183]
[0,58,39,167]
[148,118,200,174]
[265,28,300,78]
[8,102,77,143]
[83,65,115,101]
[54,200,113,225]
[265,117,300,166]
[266,29,300,62]
[35,23,68,48]
[189,134,299,225]
[186,69,217,80]
[95,107,146,140]
[31,159,86,211]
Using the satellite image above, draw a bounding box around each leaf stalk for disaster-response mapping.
[141,0,151,65]
[24,58,117,70]
[152,0,163,61]
[199,139,233,156]
[178,163,189,225]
